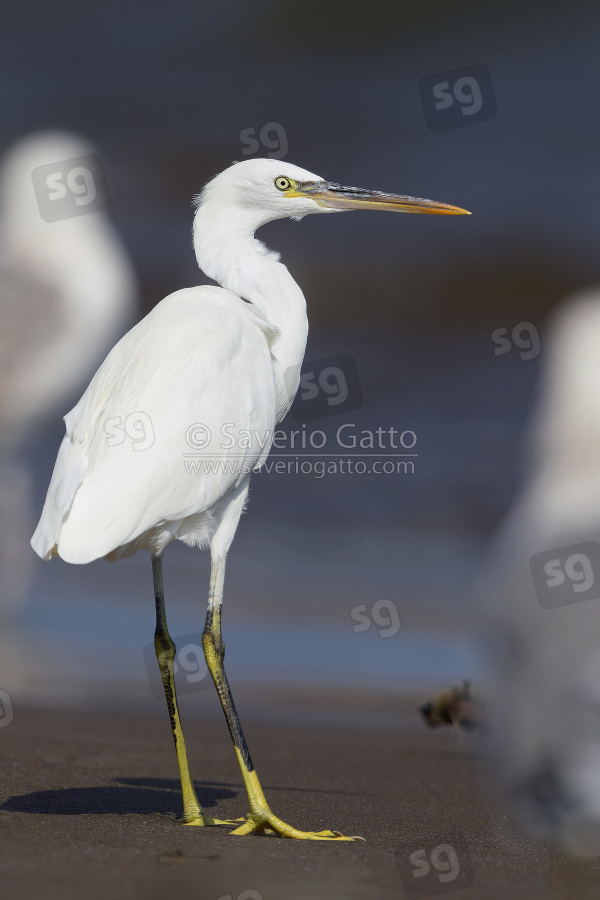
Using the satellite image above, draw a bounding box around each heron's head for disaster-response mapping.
[195,158,470,231]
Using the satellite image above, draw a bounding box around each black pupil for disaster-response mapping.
[278,179,287,188]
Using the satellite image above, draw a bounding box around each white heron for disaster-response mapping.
[483,292,600,853]
[0,131,137,609]
[31,158,469,840]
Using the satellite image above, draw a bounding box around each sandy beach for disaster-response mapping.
[2,706,599,900]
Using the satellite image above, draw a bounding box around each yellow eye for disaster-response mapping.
[274,176,291,191]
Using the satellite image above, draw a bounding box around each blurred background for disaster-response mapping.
[1,0,599,731]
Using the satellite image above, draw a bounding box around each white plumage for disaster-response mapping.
[33,286,278,563]
[32,159,324,565]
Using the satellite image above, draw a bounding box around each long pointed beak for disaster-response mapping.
[295,181,471,216]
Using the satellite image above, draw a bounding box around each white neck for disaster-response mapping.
[193,202,308,419]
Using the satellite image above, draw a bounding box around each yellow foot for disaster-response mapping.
[229,810,364,841]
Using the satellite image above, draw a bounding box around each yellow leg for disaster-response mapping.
[202,556,362,841]
[151,553,235,827]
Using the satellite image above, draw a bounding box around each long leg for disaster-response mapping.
[152,552,234,826]
[201,551,358,840]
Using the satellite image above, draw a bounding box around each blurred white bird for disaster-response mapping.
[32,158,469,839]
[0,131,137,610]
[483,292,600,854]
[0,131,137,447]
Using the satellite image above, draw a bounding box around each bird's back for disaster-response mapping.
[31,285,279,564]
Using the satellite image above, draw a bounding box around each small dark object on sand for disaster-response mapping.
[419,680,481,731]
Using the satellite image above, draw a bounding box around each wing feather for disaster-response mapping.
[31,286,277,562]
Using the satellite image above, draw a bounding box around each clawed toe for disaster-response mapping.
[228,811,363,841]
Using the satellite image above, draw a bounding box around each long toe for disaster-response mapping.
[229,811,364,840]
